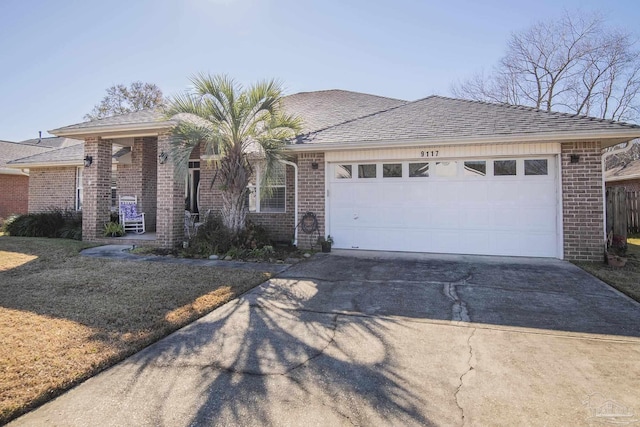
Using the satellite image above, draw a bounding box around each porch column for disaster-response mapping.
[82,137,112,240]
[156,132,185,248]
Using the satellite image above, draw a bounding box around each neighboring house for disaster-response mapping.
[605,159,640,191]
[0,137,80,219]
[7,90,640,261]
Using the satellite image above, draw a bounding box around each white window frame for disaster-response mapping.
[76,167,83,211]
[248,163,286,213]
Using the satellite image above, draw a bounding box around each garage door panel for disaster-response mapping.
[431,208,461,229]
[460,208,491,229]
[328,157,558,258]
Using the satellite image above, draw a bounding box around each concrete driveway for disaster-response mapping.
[11,252,640,426]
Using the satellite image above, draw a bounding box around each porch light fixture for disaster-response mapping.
[158,151,168,164]
[311,162,319,170]
[83,156,93,167]
[570,154,580,164]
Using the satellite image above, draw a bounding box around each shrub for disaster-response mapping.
[183,215,272,258]
[4,209,83,240]
[103,221,125,237]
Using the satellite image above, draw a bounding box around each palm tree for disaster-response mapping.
[165,74,301,234]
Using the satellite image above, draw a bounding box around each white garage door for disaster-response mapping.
[328,157,559,257]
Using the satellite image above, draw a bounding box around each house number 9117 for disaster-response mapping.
[421,150,439,157]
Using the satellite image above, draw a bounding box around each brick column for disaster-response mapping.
[297,153,325,249]
[82,137,112,241]
[156,132,185,248]
[561,141,604,261]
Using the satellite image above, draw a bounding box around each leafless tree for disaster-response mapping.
[85,81,165,120]
[452,11,640,123]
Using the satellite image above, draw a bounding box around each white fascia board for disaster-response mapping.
[5,160,82,169]
[285,131,640,152]
[50,121,175,139]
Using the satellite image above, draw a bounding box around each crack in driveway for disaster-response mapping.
[444,275,472,323]
[454,328,476,426]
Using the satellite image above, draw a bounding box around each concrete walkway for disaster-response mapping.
[81,245,291,274]
[10,252,640,426]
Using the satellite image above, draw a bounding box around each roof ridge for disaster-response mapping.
[285,89,408,103]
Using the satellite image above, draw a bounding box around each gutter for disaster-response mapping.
[285,130,640,152]
[279,159,298,246]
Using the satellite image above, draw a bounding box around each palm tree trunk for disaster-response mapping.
[219,147,250,234]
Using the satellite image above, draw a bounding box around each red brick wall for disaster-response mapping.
[198,159,296,242]
[296,153,325,249]
[156,133,185,248]
[0,175,29,218]
[28,167,76,213]
[247,165,295,242]
[606,178,640,192]
[82,137,112,240]
[561,142,604,261]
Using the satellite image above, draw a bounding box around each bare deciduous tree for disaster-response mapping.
[452,11,640,123]
[85,81,165,120]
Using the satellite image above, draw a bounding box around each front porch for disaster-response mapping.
[82,133,186,249]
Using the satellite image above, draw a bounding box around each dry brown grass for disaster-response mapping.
[0,236,270,424]
[575,238,640,303]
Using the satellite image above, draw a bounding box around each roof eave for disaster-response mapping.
[285,130,640,152]
[50,121,175,139]
[0,167,29,176]
[5,160,82,169]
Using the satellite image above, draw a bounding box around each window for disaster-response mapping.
[409,162,430,177]
[383,163,402,178]
[435,161,457,177]
[525,159,548,176]
[335,165,352,179]
[247,163,286,213]
[76,167,83,211]
[358,164,377,178]
[464,161,486,177]
[111,170,117,211]
[494,160,516,176]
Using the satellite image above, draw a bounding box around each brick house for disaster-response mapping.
[8,90,640,261]
[0,137,80,219]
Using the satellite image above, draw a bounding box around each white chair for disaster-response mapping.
[119,196,146,234]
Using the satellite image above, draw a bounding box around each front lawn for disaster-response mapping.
[0,236,270,424]
[575,238,640,303]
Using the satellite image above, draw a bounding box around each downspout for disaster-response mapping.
[601,140,635,245]
[279,159,298,246]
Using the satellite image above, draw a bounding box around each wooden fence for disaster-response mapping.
[628,190,640,234]
[606,187,627,248]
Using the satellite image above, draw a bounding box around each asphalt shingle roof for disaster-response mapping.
[7,143,84,166]
[50,90,407,136]
[19,136,84,148]
[297,96,640,145]
[281,90,407,134]
[0,140,53,168]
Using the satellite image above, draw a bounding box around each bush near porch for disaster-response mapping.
[0,236,270,424]
[575,237,640,303]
